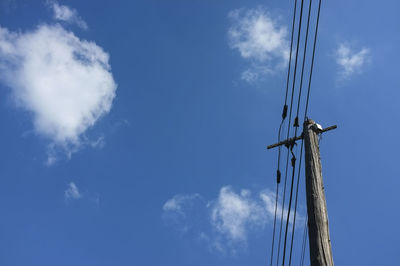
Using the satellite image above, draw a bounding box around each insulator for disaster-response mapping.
[277,170,281,184]
[294,116,299,127]
[282,105,288,119]
[291,156,296,167]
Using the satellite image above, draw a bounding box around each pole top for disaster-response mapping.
[304,119,315,125]
[267,120,337,150]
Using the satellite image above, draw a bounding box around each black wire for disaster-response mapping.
[280,0,305,264]
[285,0,304,146]
[284,0,299,107]
[294,0,313,138]
[270,182,280,266]
[276,0,321,264]
[277,121,285,173]
[274,0,322,264]
[300,215,308,266]
[271,1,298,265]
[286,0,313,264]
[288,139,304,265]
[281,151,297,266]
[291,1,321,264]
[276,150,290,266]
[303,0,322,121]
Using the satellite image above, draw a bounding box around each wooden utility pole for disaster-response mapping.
[267,119,336,266]
[303,119,334,266]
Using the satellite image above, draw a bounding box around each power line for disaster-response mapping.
[297,3,322,264]
[284,0,299,108]
[280,0,305,264]
[287,0,313,264]
[304,0,322,120]
[270,182,280,266]
[300,215,308,266]
[270,0,298,265]
[294,0,313,137]
[276,150,291,266]
[270,0,323,265]
[289,139,304,265]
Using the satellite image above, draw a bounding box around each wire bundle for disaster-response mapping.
[269,0,322,265]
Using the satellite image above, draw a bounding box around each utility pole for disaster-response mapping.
[303,119,334,266]
[267,119,336,266]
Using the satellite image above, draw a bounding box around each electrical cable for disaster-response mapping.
[293,1,322,264]
[293,0,313,136]
[287,0,313,264]
[270,1,298,265]
[284,0,299,107]
[270,182,280,266]
[271,0,322,264]
[288,139,304,265]
[300,214,308,266]
[304,0,322,121]
[276,150,291,266]
[280,0,305,264]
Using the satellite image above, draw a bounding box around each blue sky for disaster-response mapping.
[0,0,399,265]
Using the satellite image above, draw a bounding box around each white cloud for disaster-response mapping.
[335,43,370,79]
[162,193,203,233]
[49,1,88,30]
[64,182,82,200]
[163,194,201,213]
[240,66,273,83]
[162,186,303,254]
[210,187,267,242]
[228,8,289,81]
[0,24,117,161]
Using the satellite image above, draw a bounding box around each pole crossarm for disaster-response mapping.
[267,124,337,150]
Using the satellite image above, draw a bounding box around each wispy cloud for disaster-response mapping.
[335,43,370,79]
[64,182,101,207]
[163,194,202,213]
[64,182,82,200]
[162,186,303,254]
[228,7,289,82]
[162,193,203,233]
[48,1,88,30]
[0,24,117,164]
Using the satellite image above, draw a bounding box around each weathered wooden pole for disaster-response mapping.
[303,119,334,266]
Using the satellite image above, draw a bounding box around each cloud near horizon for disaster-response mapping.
[228,7,289,82]
[0,24,117,163]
